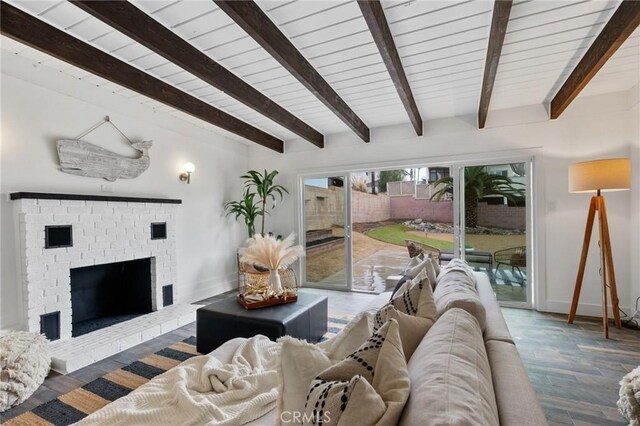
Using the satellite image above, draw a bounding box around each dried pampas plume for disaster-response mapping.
[239,233,305,270]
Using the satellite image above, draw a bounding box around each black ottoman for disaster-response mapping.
[196,291,328,354]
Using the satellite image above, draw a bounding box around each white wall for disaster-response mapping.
[630,84,640,315]
[1,55,250,333]
[249,89,638,317]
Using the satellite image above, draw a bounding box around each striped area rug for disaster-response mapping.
[4,314,354,426]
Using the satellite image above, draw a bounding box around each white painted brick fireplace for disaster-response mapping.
[10,193,197,373]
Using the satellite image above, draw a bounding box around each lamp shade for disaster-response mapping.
[568,158,631,193]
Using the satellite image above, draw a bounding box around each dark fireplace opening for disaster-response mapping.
[70,258,153,337]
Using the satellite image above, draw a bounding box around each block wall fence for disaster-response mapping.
[304,186,525,231]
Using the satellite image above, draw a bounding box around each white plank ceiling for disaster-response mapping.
[1,0,638,147]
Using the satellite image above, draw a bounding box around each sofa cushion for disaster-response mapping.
[306,319,410,425]
[399,308,499,426]
[475,273,514,343]
[434,269,486,330]
[486,340,548,426]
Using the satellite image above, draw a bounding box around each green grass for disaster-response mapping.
[365,224,455,250]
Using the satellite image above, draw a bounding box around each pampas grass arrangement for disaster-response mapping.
[239,233,304,293]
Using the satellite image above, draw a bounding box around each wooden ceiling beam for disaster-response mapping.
[71,0,323,148]
[0,1,284,152]
[550,0,640,119]
[358,0,422,136]
[214,0,370,142]
[478,0,513,129]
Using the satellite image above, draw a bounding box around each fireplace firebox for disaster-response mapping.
[70,258,153,337]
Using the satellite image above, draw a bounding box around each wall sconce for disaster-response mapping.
[179,162,195,184]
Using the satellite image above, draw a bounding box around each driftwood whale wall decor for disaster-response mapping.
[57,116,152,181]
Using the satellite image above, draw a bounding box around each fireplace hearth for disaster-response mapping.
[10,192,192,373]
[12,192,180,341]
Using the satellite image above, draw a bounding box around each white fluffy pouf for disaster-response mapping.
[619,365,640,426]
[0,331,51,412]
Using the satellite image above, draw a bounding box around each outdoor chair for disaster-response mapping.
[405,240,441,265]
[494,246,526,285]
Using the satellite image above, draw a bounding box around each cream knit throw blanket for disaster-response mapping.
[619,365,640,426]
[0,332,51,412]
[76,335,280,426]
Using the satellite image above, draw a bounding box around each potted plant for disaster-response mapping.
[225,189,261,238]
[239,233,304,294]
[225,169,288,237]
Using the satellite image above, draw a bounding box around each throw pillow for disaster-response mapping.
[401,253,423,274]
[431,255,441,276]
[304,319,410,425]
[403,255,430,279]
[406,241,423,258]
[387,269,437,322]
[303,375,385,426]
[280,312,375,422]
[316,311,374,361]
[278,337,334,422]
[373,305,431,360]
[389,275,409,300]
[424,256,437,288]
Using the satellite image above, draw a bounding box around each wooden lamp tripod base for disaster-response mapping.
[567,191,621,338]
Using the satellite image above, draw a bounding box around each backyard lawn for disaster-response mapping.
[365,223,526,254]
[365,224,455,249]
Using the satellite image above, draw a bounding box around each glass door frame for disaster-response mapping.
[452,156,535,309]
[297,172,353,292]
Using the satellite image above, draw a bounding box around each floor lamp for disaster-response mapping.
[567,158,631,338]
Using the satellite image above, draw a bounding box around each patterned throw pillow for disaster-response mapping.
[377,269,436,326]
[303,320,409,425]
[372,305,431,360]
[407,241,423,258]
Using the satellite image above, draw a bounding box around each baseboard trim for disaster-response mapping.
[541,300,630,319]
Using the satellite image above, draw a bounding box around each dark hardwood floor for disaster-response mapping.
[2,289,637,425]
[503,308,639,425]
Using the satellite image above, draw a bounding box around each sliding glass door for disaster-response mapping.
[301,176,351,290]
[456,160,532,307]
[298,159,534,307]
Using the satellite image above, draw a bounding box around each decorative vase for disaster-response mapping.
[268,269,282,293]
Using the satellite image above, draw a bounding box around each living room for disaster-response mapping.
[1,1,639,425]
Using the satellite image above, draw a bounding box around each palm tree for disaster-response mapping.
[430,166,524,227]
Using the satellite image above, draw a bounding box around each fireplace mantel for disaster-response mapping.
[10,192,182,204]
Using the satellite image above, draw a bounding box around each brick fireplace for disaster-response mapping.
[11,192,180,342]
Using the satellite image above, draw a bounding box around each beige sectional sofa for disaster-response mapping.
[212,271,547,425]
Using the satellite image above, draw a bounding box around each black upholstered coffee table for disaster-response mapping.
[196,291,328,354]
